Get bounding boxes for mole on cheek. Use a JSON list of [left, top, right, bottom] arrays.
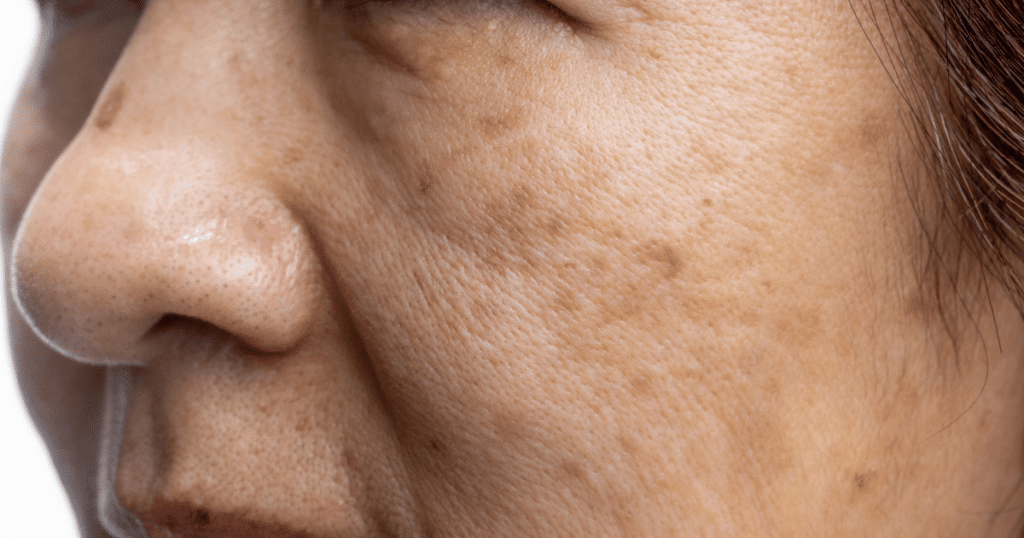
[[94, 82, 127, 132]]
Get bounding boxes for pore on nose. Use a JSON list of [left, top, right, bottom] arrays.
[[10, 93, 323, 365]]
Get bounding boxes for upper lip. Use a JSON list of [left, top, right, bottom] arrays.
[[135, 497, 318, 538]]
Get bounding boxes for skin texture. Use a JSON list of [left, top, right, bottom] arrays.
[[4, 0, 1024, 536]]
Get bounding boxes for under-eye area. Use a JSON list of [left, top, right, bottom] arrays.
[[324, 0, 584, 29], [319, 0, 585, 77]]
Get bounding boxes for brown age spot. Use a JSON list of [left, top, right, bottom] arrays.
[[770, 305, 823, 348], [417, 174, 433, 195], [477, 110, 521, 138], [629, 373, 653, 397], [746, 399, 794, 484], [342, 447, 356, 469], [511, 184, 532, 209], [616, 435, 638, 456], [690, 140, 727, 176], [279, 146, 304, 167], [94, 82, 126, 132], [783, 64, 800, 86], [293, 415, 313, 434], [854, 472, 873, 492], [858, 113, 888, 147], [900, 287, 943, 327], [242, 215, 288, 252], [491, 409, 529, 443], [421, 519, 439, 538], [226, 52, 246, 80], [600, 281, 645, 323], [702, 354, 796, 502], [638, 241, 683, 279], [470, 297, 499, 321], [560, 461, 587, 482], [544, 216, 565, 237], [466, 184, 544, 272], [846, 469, 885, 507], [903, 291, 927, 318]]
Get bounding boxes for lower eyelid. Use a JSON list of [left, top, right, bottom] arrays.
[[329, 0, 583, 34]]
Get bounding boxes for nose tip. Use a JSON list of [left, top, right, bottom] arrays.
[[11, 142, 323, 366]]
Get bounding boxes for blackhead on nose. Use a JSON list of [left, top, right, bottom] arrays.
[[10, 5, 325, 366]]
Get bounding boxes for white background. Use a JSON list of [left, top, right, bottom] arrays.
[[1, 1, 82, 536]]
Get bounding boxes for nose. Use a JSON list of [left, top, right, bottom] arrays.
[[10, 2, 324, 366]]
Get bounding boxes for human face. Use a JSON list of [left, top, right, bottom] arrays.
[[5, 0, 1024, 536]]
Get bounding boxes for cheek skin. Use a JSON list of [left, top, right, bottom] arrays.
[[7, 0, 1024, 537], [309, 3, 1024, 535]]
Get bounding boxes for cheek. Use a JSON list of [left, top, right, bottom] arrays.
[[302, 5, 917, 500], [301, 0, 906, 398]]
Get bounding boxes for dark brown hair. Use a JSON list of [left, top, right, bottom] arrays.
[[876, 4, 1024, 533], [868, 0, 1024, 314]]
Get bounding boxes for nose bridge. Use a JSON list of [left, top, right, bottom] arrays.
[[11, 0, 325, 365], [97, 0, 320, 147]]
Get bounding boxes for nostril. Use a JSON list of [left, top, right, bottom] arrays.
[[145, 314, 220, 347], [147, 313, 212, 337], [144, 313, 297, 363]]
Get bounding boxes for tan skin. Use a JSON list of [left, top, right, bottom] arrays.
[[5, 0, 1024, 536]]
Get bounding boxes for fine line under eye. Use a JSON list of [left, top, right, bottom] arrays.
[[321, 0, 585, 30]]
